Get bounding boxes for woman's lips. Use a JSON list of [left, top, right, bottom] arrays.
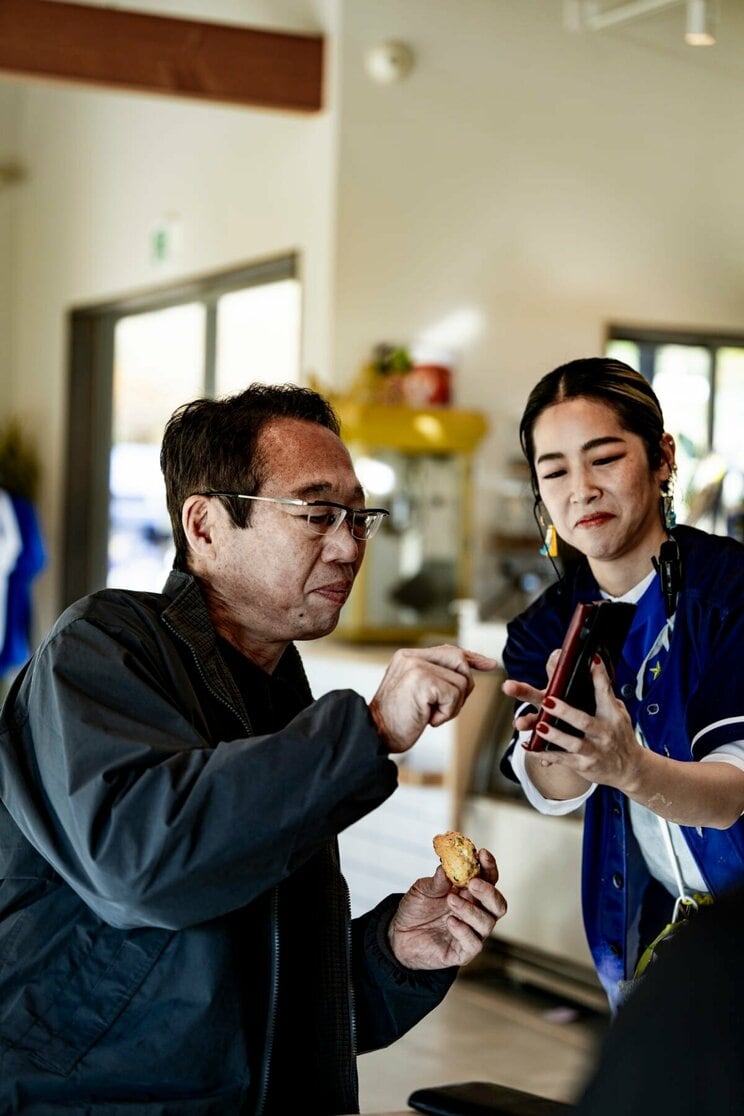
[[575, 512, 614, 529]]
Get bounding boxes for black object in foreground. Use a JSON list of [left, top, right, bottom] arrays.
[[408, 1079, 575, 1115]]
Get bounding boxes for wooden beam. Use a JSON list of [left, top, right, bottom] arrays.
[[0, 0, 323, 113]]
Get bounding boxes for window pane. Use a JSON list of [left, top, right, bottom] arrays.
[[215, 279, 301, 395], [652, 345, 711, 455], [714, 349, 744, 472], [714, 348, 744, 539], [649, 345, 711, 525], [109, 303, 206, 589], [606, 339, 640, 369]]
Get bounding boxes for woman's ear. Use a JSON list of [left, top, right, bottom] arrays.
[[659, 432, 677, 482], [182, 494, 217, 566]]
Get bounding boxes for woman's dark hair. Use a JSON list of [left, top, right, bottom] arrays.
[[519, 357, 667, 499], [160, 383, 341, 570]]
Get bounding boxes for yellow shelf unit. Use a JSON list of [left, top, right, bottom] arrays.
[[330, 399, 488, 644]]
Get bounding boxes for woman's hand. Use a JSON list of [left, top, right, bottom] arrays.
[[530, 657, 744, 828], [529, 655, 643, 792], [502, 650, 594, 801]]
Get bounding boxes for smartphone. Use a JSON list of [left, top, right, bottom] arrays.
[[524, 599, 636, 752]]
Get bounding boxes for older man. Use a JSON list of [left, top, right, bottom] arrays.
[[0, 384, 505, 1115]]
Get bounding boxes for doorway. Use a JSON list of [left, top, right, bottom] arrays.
[[63, 254, 301, 604]]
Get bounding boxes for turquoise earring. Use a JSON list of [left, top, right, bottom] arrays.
[[539, 523, 558, 558]]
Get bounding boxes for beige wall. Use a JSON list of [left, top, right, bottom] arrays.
[[332, 0, 744, 558], [3, 0, 337, 630], [3, 0, 744, 630], [0, 82, 23, 399]]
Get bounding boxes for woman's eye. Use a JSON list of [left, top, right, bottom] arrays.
[[540, 469, 566, 481], [593, 454, 625, 467]]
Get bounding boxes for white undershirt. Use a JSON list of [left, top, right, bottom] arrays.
[[511, 571, 744, 898]]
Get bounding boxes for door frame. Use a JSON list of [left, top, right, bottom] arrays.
[[63, 253, 298, 606]]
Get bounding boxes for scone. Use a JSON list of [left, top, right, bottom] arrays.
[[432, 830, 480, 886]]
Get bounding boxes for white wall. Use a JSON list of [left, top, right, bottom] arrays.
[[332, 0, 744, 575], [4, 0, 338, 630], [5, 0, 744, 629]]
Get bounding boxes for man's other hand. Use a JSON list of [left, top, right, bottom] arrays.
[[388, 848, 507, 970]]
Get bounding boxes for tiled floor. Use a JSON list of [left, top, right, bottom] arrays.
[[357, 956, 609, 1114]]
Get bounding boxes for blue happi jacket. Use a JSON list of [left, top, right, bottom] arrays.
[[502, 526, 744, 1008]]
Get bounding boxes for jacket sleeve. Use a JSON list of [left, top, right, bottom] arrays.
[[0, 614, 398, 931], [350, 894, 457, 1053]]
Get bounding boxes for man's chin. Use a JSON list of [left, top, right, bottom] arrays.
[[295, 613, 342, 643]]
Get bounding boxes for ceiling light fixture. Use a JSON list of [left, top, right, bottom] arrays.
[[685, 0, 716, 45], [564, 0, 718, 45]]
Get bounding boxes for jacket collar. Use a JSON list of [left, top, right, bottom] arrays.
[[160, 569, 254, 732], [159, 570, 314, 732]]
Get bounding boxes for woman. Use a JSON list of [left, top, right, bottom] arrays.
[[501, 357, 744, 1010]]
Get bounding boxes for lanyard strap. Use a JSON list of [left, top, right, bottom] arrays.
[[635, 724, 698, 919]]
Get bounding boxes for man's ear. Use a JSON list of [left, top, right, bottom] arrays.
[[182, 494, 218, 565]]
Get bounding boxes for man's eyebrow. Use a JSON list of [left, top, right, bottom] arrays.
[[294, 481, 366, 502], [536, 436, 626, 466]]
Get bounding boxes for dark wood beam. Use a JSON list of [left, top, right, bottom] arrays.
[[0, 0, 323, 113]]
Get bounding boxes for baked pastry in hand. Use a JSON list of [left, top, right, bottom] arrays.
[[432, 830, 481, 886]]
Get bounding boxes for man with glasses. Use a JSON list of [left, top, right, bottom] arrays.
[[0, 383, 505, 1115]]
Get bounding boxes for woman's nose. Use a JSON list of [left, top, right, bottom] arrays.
[[569, 470, 600, 503]]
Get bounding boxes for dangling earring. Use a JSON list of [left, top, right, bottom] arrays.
[[660, 468, 677, 532], [540, 523, 558, 558], [536, 503, 559, 557]]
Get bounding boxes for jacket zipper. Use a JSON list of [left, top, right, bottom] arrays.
[[342, 873, 359, 1103], [255, 886, 280, 1116], [161, 615, 253, 735]]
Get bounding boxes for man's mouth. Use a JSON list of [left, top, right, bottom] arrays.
[[314, 582, 353, 605]]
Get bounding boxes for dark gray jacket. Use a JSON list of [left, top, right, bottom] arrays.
[[0, 571, 455, 1114]]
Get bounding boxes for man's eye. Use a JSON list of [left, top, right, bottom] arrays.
[[308, 510, 338, 527]]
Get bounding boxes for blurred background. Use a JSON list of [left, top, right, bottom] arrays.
[[2, 0, 743, 1106]]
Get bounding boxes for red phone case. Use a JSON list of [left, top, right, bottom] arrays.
[[525, 600, 636, 752]]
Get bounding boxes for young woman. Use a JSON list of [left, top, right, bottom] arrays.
[[501, 357, 744, 1010]]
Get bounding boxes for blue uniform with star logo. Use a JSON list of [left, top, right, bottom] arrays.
[[501, 525, 744, 1009]]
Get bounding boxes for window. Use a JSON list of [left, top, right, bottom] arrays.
[[606, 326, 744, 541], [64, 256, 301, 603]]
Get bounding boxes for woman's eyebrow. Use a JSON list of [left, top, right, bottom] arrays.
[[581, 436, 627, 452], [536, 435, 626, 466]]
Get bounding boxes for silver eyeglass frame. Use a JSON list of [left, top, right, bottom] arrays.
[[199, 491, 390, 541]]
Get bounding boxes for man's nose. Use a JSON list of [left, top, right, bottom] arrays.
[[323, 520, 362, 559]]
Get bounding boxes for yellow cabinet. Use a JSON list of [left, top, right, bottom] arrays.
[[330, 398, 488, 643]]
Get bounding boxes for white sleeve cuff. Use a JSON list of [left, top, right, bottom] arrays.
[[510, 731, 595, 816], [700, 740, 744, 776]]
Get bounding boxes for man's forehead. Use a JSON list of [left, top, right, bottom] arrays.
[[258, 418, 362, 498]]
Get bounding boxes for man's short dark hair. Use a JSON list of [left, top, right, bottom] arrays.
[[160, 383, 341, 570]]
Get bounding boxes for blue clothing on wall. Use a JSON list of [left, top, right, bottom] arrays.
[[0, 492, 46, 676]]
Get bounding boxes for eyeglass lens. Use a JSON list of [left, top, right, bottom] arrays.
[[306, 506, 384, 541]]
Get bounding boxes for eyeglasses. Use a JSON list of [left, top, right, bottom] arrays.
[[200, 492, 390, 541]]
